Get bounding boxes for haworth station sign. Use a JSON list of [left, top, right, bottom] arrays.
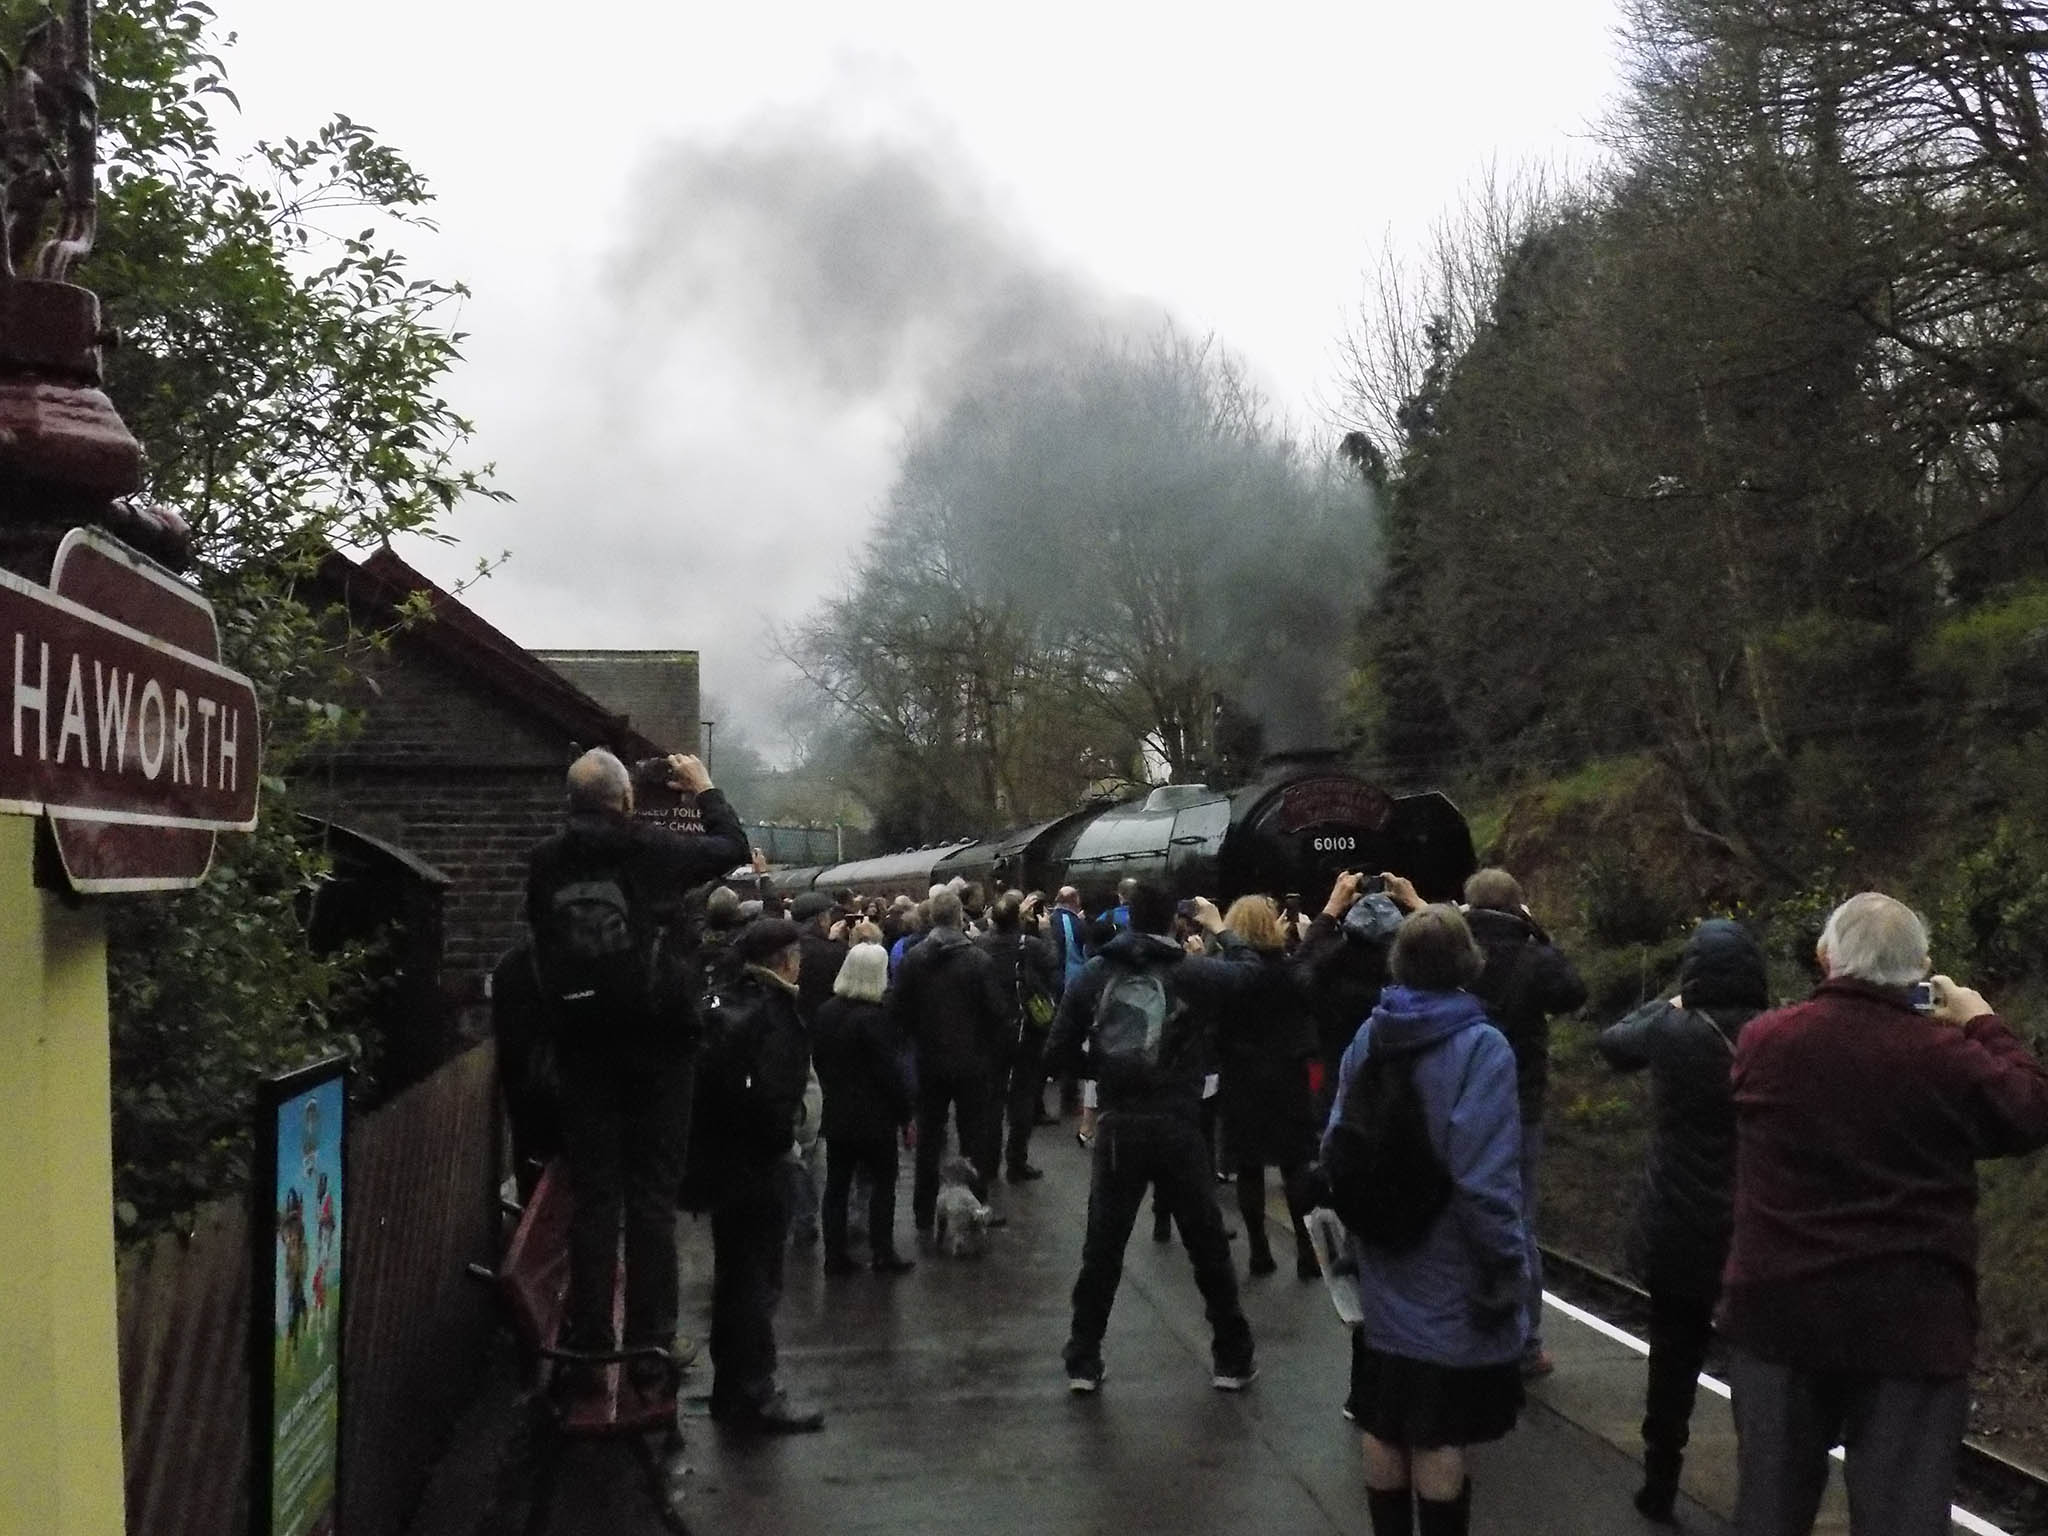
[[0, 527, 260, 891]]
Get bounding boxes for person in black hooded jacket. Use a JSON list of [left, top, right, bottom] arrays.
[[1597, 918, 1769, 1524], [891, 887, 1012, 1233]]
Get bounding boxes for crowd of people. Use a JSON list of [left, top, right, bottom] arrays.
[[511, 747, 2048, 1536]]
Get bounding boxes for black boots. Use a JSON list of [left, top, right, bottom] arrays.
[[1366, 1486, 1412, 1536], [1635, 1447, 1682, 1524], [1415, 1479, 1470, 1536]]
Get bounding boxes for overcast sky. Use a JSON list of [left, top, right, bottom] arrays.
[[214, 0, 1624, 753]]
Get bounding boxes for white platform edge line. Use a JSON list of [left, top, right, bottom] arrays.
[[1540, 1290, 2013, 1536]]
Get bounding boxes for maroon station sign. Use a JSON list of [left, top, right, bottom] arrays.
[[0, 527, 260, 891]]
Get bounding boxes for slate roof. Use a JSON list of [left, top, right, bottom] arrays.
[[534, 650, 701, 756]]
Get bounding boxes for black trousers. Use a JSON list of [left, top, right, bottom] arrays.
[[1235, 1159, 1313, 1263], [1642, 1290, 1716, 1462], [1066, 1111, 1253, 1374], [1152, 1095, 1223, 1228], [708, 1174, 789, 1413], [913, 1068, 995, 1229], [556, 1045, 692, 1353], [1004, 1036, 1048, 1171], [824, 1135, 901, 1262], [1730, 1351, 1969, 1536]]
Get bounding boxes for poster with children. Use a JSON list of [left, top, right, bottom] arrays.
[[257, 1060, 345, 1536]]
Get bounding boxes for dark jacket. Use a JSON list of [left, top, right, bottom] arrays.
[[523, 790, 749, 1046], [1214, 945, 1319, 1167], [1596, 920, 1768, 1300], [1045, 929, 1262, 1120], [1720, 978, 2048, 1376], [683, 966, 811, 1209], [1465, 905, 1587, 1121], [1295, 910, 1393, 1082], [797, 930, 848, 1024], [1325, 985, 1527, 1368], [890, 925, 1011, 1080], [813, 995, 912, 1144], [976, 928, 1059, 1054]]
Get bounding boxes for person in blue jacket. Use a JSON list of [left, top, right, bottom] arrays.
[[1325, 903, 1527, 1536]]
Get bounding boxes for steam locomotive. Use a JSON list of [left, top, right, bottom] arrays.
[[763, 752, 1477, 913]]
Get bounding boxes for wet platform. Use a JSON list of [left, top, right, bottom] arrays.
[[437, 1131, 2014, 1535]]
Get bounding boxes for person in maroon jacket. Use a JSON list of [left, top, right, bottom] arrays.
[[1721, 891, 2048, 1536]]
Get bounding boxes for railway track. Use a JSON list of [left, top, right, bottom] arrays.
[[1539, 1244, 2048, 1536]]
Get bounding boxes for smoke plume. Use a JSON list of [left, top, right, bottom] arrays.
[[613, 116, 1142, 407]]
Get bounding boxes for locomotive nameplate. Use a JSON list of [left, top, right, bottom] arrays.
[[1274, 777, 1394, 836]]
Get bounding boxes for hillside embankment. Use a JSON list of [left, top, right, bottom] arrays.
[[1471, 756, 2048, 1472]]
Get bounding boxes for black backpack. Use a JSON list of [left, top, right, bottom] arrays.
[[535, 871, 695, 1033], [1322, 1040, 1453, 1251]]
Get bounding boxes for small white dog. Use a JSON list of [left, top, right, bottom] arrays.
[[932, 1156, 992, 1258]]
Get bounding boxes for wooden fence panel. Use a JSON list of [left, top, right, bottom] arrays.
[[115, 1042, 501, 1536], [117, 1200, 253, 1536], [341, 1042, 500, 1536]]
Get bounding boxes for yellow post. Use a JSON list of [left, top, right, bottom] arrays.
[[0, 814, 127, 1536]]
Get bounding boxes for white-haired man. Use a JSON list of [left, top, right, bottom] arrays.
[[1721, 892, 2048, 1535]]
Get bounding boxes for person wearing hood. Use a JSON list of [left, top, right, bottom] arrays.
[[1297, 873, 1405, 1115], [1596, 919, 1769, 1524], [891, 887, 1013, 1236], [1390, 866, 1585, 1376], [1044, 881, 1266, 1395], [1325, 904, 1527, 1536]]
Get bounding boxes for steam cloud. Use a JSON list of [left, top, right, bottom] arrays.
[[613, 119, 1139, 407], [567, 106, 1373, 767]]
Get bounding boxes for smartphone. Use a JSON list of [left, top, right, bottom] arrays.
[[1908, 981, 1937, 1014]]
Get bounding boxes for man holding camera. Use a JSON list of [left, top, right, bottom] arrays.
[[524, 748, 749, 1402], [1720, 892, 2048, 1535], [1045, 882, 1264, 1395]]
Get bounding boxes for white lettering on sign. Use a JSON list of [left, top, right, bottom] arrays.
[[219, 702, 237, 792], [94, 661, 131, 772], [0, 538, 262, 844], [8, 642, 249, 792], [14, 634, 48, 759], [56, 654, 89, 766], [196, 697, 215, 783], [138, 679, 166, 781]]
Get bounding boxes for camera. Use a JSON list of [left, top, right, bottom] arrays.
[[632, 756, 676, 790], [1908, 980, 1937, 1014]]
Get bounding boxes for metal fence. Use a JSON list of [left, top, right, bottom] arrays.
[[745, 821, 848, 868], [116, 1041, 502, 1536]]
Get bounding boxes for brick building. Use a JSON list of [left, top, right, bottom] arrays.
[[302, 549, 663, 1029]]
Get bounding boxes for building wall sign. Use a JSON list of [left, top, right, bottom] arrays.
[[0, 527, 260, 890]]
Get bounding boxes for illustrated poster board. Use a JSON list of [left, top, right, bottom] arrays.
[[252, 1056, 348, 1536]]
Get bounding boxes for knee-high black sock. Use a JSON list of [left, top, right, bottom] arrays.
[[1366, 1486, 1413, 1536], [1415, 1479, 1469, 1536]]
